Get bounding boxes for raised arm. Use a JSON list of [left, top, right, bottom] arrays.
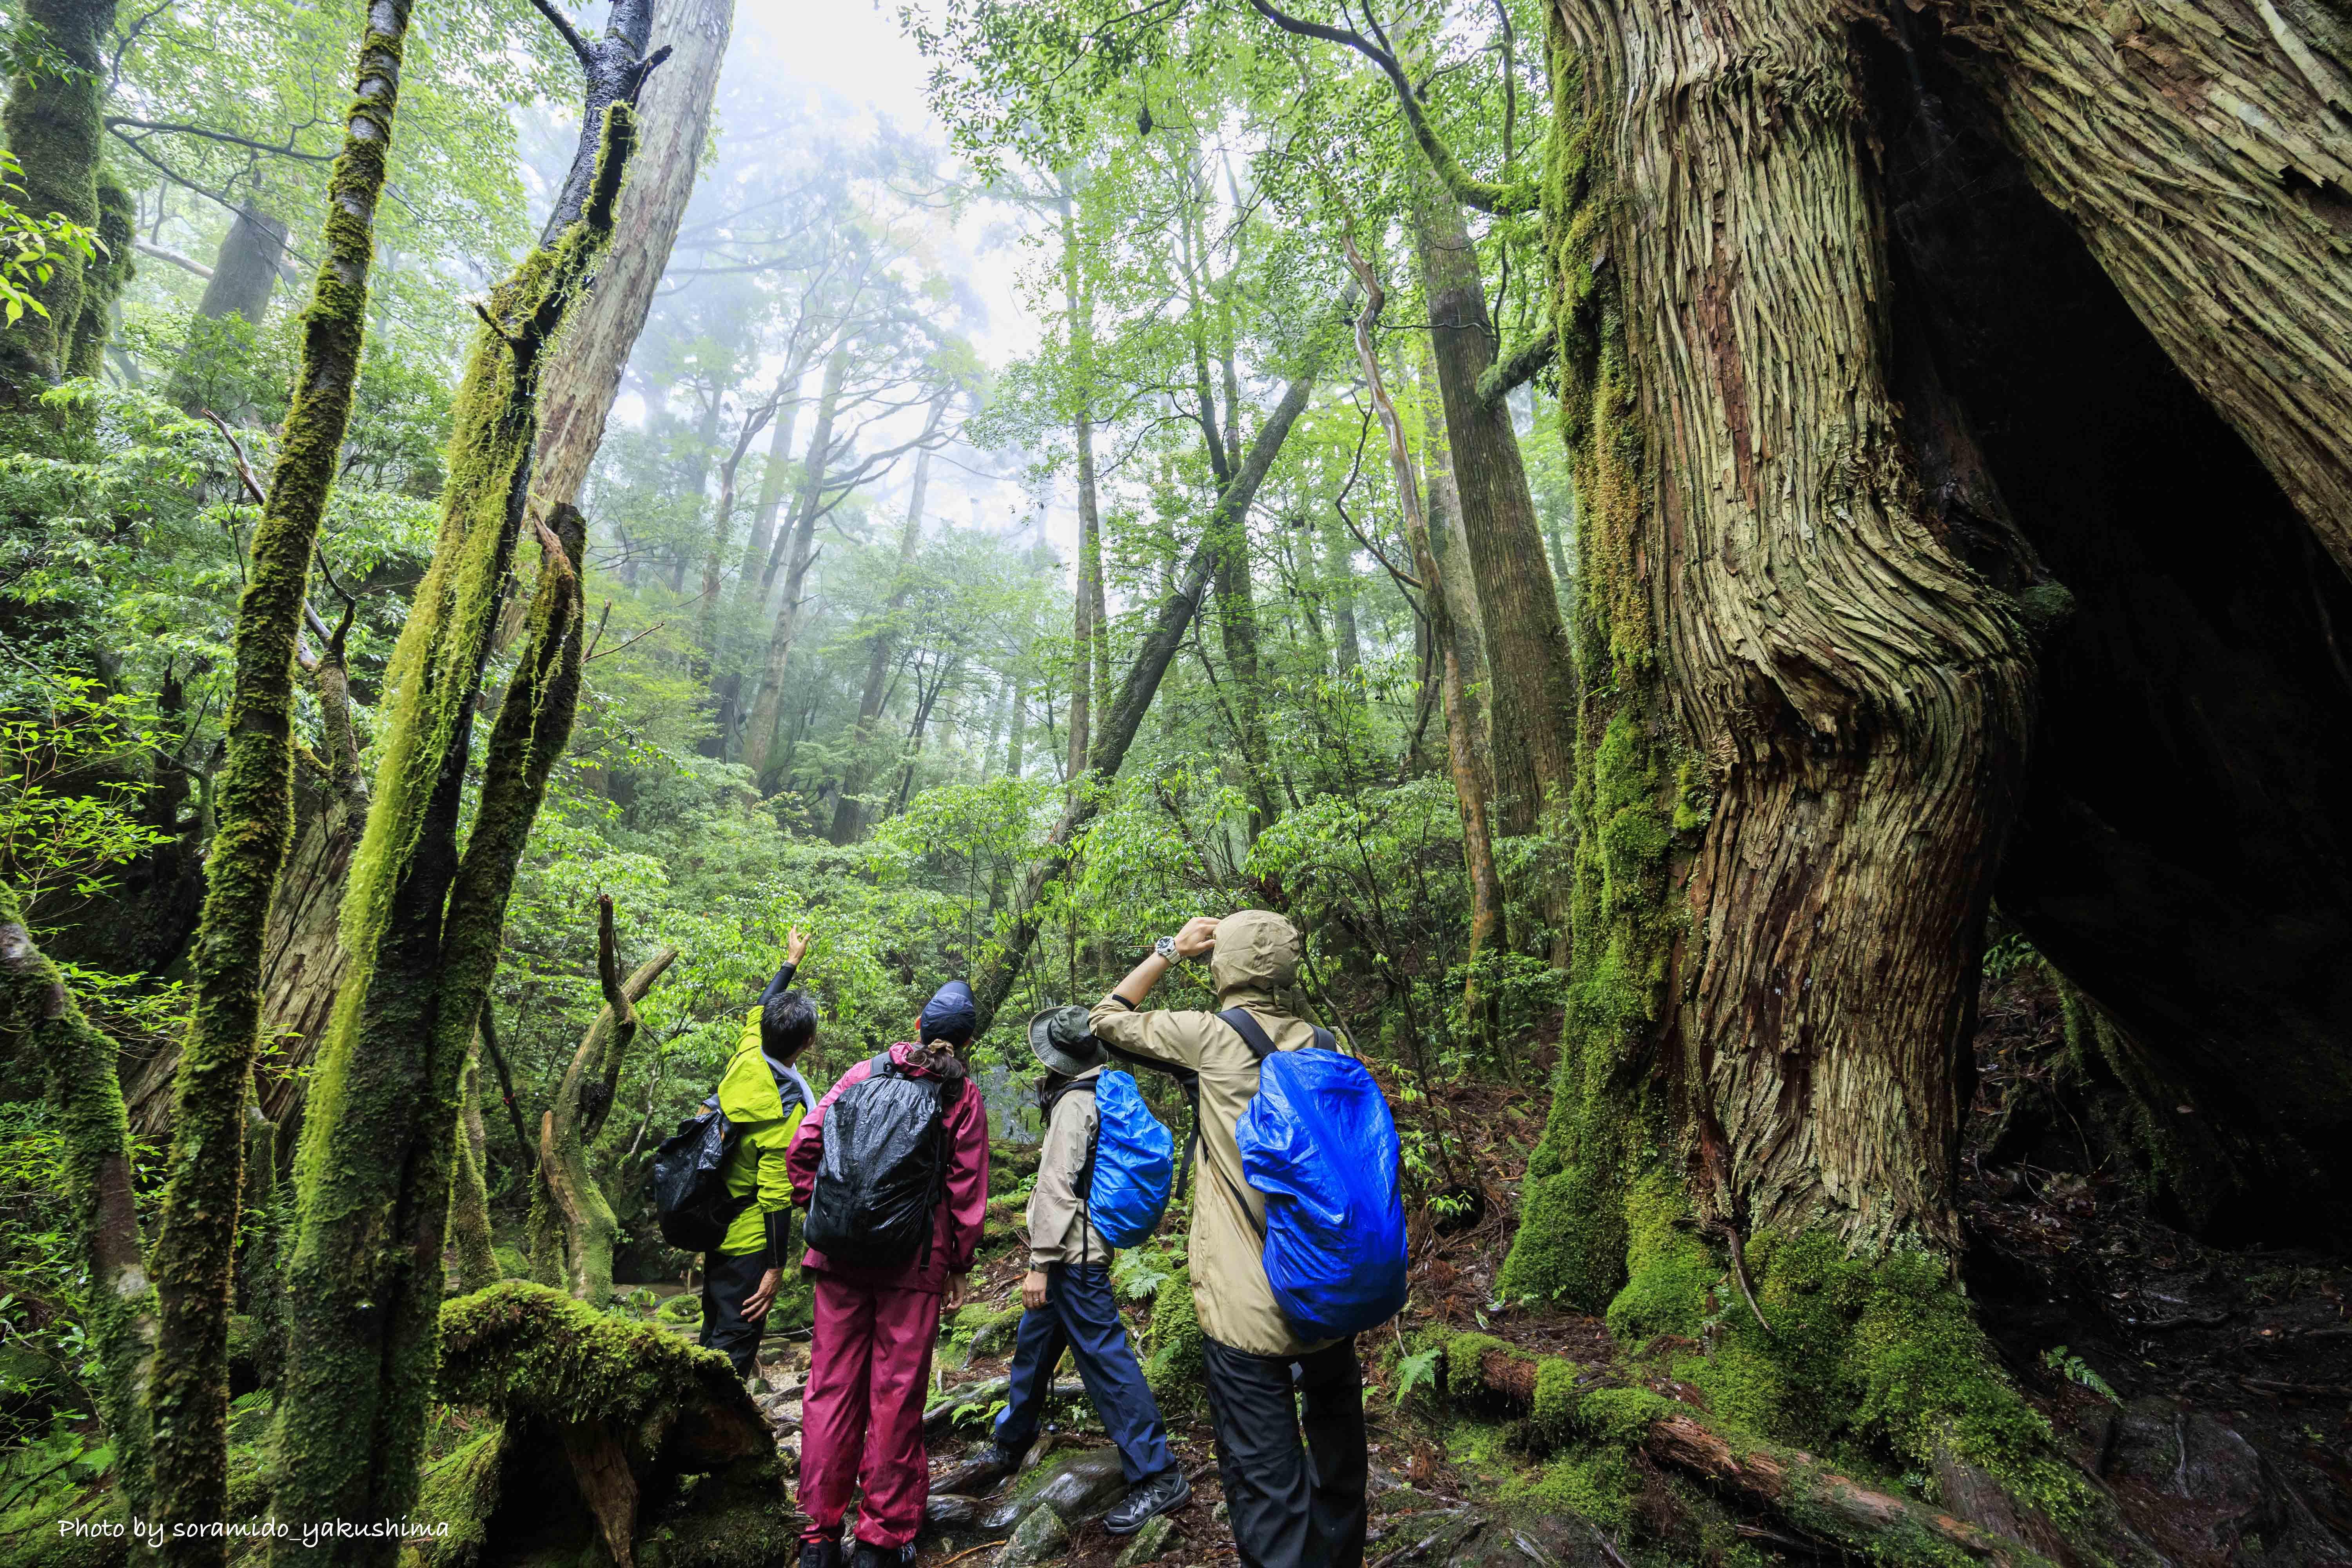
[[759, 925, 811, 1005]]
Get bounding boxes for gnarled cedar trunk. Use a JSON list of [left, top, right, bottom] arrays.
[[1508, 0, 2041, 1295]]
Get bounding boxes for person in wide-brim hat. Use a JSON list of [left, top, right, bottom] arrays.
[[1027, 1002, 1107, 1076], [944, 1002, 1185, 1533]]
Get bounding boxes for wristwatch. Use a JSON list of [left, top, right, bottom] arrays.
[[1153, 934, 1180, 964]]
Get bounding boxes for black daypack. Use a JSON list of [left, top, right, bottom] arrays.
[[651, 1096, 747, 1252], [650, 1053, 813, 1254], [803, 1055, 953, 1267]]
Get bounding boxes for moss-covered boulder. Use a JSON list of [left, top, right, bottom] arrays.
[[1141, 1265, 1203, 1405], [404, 1282, 790, 1568]]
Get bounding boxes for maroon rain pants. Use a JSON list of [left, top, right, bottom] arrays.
[[798, 1274, 945, 1548]]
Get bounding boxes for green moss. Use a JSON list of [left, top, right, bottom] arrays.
[[1140, 1265, 1204, 1402], [1603, 1176, 1713, 1343], [435, 1281, 744, 1423], [656, 1292, 703, 1327], [1574, 1387, 1678, 1447], [1439, 1332, 1515, 1400], [404, 1425, 506, 1568], [0, 0, 110, 400], [1509, 1448, 1638, 1530]]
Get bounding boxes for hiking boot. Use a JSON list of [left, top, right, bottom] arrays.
[[1104, 1468, 1192, 1535], [848, 1543, 917, 1568], [798, 1538, 844, 1568]]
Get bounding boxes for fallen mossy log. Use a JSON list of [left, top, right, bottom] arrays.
[[1446, 1338, 2057, 1568], [408, 1282, 789, 1568]]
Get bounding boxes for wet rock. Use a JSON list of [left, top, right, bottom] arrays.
[[926, 1493, 985, 1531], [981, 1449, 1130, 1532], [1112, 1514, 1178, 1568], [933, 1450, 1020, 1498], [1368, 1508, 1612, 1568], [996, 1500, 1071, 1568]]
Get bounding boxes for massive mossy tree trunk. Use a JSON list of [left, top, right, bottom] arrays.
[[268, 12, 633, 1533], [64, 173, 131, 381], [145, 5, 414, 1555], [0, 0, 117, 403], [528, 0, 730, 517]]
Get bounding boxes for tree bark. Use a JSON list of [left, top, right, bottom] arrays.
[[267, 54, 626, 1528], [198, 205, 289, 325], [1404, 169, 1576, 837], [1942, 0, 2352, 571], [145, 5, 412, 1552], [971, 369, 1322, 1036], [830, 441, 931, 844], [446, 1042, 500, 1294], [525, 0, 734, 518], [1507, 0, 2041, 1309], [0, 0, 115, 403], [743, 343, 849, 784], [1344, 240, 1504, 1020]]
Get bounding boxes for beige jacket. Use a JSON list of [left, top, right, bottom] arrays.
[[1089, 909, 1329, 1359], [1027, 1065, 1112, 1268]]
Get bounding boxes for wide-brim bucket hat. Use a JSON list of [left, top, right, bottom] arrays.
[[1026, 1004, 1105, 1077]]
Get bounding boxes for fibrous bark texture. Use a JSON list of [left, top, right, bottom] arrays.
[[1940, 0, 2352, 572], [1856, 12, 2352, 1243], [526, 0, 731, 516], [146, 5, 412, 1555], [1546, 0, 2039, 1258]]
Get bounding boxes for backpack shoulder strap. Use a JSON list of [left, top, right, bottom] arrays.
[[1217, 1006, 1280, 1060]]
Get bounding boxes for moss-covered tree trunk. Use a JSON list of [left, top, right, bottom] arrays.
[[0, 0, 116, 403], [145, 5, 414, 1555], [267, 13, 631, 1527], [64, 173, 132, 381], [0, 887, 152, 1514], [447, 1042, 500, 1294], [536, 900, 673, 1308]]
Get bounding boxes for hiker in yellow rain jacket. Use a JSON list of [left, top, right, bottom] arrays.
[[701, 926, 818, 1377]]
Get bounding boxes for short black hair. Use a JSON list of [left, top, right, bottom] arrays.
[[763, 989, 817, 1059]]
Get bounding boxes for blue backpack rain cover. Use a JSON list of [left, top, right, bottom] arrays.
[[1083, 1071, 1175, 1248], [1230, 1024, 1408, 1340]]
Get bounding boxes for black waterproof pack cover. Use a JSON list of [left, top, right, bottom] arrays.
[[650, 1098, 748, 1252], [802, 1056, 951, 1267]]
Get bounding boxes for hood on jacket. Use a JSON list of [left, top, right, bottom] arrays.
[[889, 1038, 969, 1082], [1210, 909, 1301, 1000]]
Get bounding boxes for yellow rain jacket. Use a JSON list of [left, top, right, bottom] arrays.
[[716, 1007, 807, 1258]]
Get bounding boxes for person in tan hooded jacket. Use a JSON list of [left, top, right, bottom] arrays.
[[1089, 910, 1367, 1568]]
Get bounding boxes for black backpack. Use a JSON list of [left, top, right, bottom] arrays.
[[803, 1056, 954, 1267], [650, 1096, 747, 1252], [650, 1055, 812, 1254]]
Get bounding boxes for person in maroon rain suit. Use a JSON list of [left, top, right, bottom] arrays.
[[788, 980, 990, 1568]]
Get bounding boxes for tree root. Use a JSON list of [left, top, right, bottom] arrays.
[[1449, 1340, 2058, 1568]]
